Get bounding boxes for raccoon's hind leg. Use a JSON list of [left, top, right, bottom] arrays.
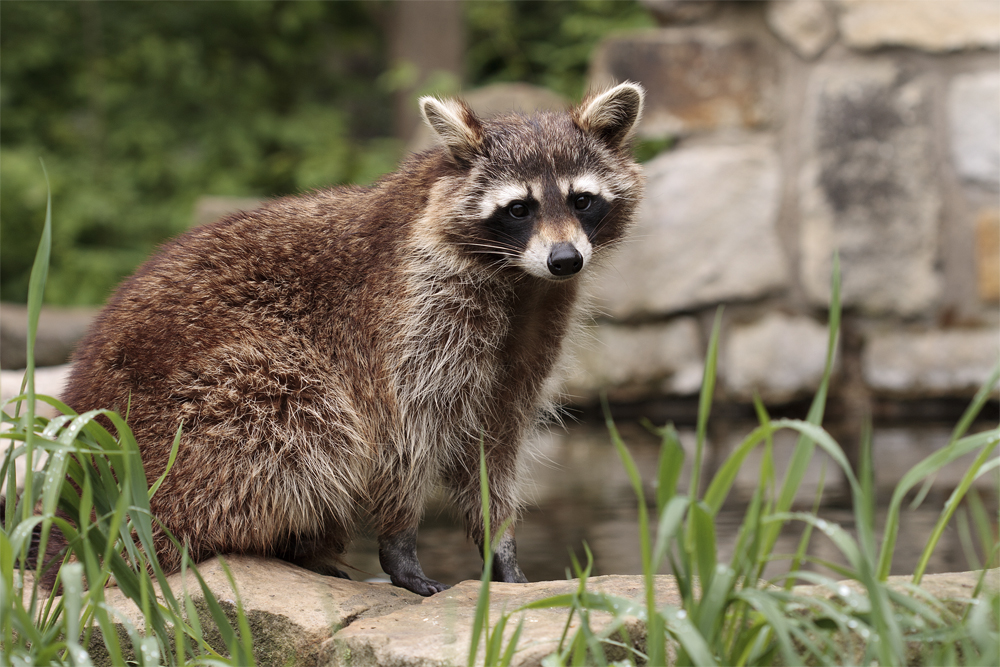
[[281, 532, 353, 579], [444, 441, 528, 585], [295, 559, 352, 580]]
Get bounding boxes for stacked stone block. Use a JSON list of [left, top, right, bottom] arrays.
[[567, 0, 999, 407]]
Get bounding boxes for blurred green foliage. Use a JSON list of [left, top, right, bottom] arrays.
[[1, 0, 395, 304], [1, 0, 652, 306], [465, 0, 653, 99]]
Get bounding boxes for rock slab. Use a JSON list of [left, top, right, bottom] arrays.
[[82, 556, 422, 667], [563, 318, 704, 402], [333, 575, 681, 667], [595, 139, 788, 318], [32, 556, 1000, 667], [838, 0, 1000, 52], [591, 27, 775, 136], [724, 313, 832, 402], [948, 70, 1000, 189], [799, 60, 941, 315], [862, 327, 1000, 396], [766, 0, 838, 60]]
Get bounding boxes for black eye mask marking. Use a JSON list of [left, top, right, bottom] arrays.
[[568, 192, 611, 240], [481, 198, 538, 252]]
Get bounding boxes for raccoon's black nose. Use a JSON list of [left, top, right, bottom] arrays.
[[547, 243, 584, 277]]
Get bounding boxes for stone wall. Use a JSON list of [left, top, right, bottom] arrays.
[[568, 0, 1000, 410], [2, 1, 997, 419]]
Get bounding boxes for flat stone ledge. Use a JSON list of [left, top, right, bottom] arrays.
[[27, 558, 1000, 667], [85, 556, 423, 667], [332, 575, 682, 667]]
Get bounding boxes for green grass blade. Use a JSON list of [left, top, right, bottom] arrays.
[[602, 397, 665, 667], [784, 463, 826, 590], [950, 361, 1000, 445], [967, 489, 998, 569], [148, 422, 183, 499], [702, 423, 772, 515], [655, 423, 685, 513], [913, 446, 1000, 584], [759, 255, 840, 557], [662, 605, 718, 666], [469, 438, 493, 667], [20, 162, 53, 527], [219, 557, 256, 666], [878, 428, 1000, 579], [652, 496, 689, 574], [695, 560, 734, 642], [690, 502, 717, 600], [499, 617, 525, 667], [692, 307, 722, 504], [732, 589, 801, 667], [188, 564, 240, 656]]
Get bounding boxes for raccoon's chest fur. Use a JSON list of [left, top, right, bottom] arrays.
[[391, 264, 574, 465]]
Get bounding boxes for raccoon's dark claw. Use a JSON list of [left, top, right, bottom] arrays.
[[390, 572, 451, 597]]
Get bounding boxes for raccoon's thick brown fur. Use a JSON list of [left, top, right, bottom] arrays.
[[59, 83, 645, 595]]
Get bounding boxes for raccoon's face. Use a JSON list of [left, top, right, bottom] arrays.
[[420, 83, 645, 282]]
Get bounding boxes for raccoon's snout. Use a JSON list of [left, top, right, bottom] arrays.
[[547, 243, 584, 277]]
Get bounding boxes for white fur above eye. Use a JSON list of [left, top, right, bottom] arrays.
[[478, 182, 534, 218], [559, 174, 615, 202]]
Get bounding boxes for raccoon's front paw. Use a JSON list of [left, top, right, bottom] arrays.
[[378, 528, 450, 596], [391, 572, 451, 597]]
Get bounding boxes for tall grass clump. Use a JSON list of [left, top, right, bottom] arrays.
[[473, 256, 999, 666], [1, 173, 256, 666]]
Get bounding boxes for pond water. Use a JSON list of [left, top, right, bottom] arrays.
[[343, 414, 999, 586]]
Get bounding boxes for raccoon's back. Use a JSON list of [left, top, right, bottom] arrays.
[[62, 186, 407, 455]]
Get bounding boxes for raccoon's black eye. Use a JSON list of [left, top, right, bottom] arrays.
[[508, 202, 530, 219], [574, 194, 593, 211]]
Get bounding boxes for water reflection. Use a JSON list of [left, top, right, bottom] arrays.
[[343, 419, 999, 586]]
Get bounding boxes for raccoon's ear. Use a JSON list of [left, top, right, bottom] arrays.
[[574, 82, 645, 149], [420, 96, 484, 165]]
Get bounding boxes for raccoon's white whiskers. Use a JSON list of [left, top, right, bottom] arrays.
[[463, 242, 519, 257]]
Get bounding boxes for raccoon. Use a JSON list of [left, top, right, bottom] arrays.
[[58, 82, 645, 596]]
